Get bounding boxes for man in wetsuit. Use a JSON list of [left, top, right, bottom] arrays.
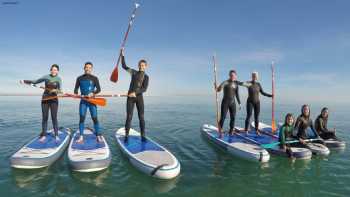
[[241, 72, 273, 134], [215, 70, 241, 135], [315, 107, 337, 140], [74, 62, 102, 143], [121, 49, 149, 142], [22, 64, 62, 142]]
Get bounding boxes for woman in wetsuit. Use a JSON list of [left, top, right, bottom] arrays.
[[295, 105, 320, 144], [121, 49, 149, 142], [74, 62, 102, 143], [279, 113, 295, 157], [241, 72, 273, 134], [315, 107, 337, 140], [215, 70, 241, 135], [21, 64, 62, 142]]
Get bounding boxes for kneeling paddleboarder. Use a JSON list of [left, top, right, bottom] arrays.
[[279, 113, 295, 157], [121, 49, 149, 142], [315, 107, 337, 140]]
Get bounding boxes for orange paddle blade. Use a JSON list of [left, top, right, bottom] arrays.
[[110, 67, 119, 83], [271, 120, 277, 133], [84, 97, 107, 107]]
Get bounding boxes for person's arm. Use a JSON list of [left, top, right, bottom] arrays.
[[121, 55, 135, 75], [74, 77, 80, 95], [235, 84, 241, 105], [239, 81, 251, 88], [23, 75, 47, 85], [94, 77, 101, 95], [309, 119, 319, 138], [279, 126, 286, 146], [259, 83, 272, 97], [135, 75, 149, 95]]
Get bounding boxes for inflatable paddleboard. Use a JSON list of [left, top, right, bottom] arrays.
[[115, 128, 180, 179], [10, 128, 71, 169], [68, 128, 111, 172], [255, 122, 329, 156], [201, 124, 270, 163]]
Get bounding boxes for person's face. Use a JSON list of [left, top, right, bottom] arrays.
[[287, 116, 294, 126], [139, 62, 147, 71], [252, 73, 258, 81], [84, 64, 93, 74], [303, 106, 310, 116], [50, 67, 59, 76], [322, 110, 328, 118], [230, 72, 237, 81]]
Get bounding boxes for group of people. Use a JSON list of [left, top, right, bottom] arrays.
[[215, 70, 273, 135], [21, 49, 149, 144], [216, 69, 337, 154], [279, 105, 337, 153]]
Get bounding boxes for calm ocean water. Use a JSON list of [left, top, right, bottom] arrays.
[[0, 96, 349, 197]]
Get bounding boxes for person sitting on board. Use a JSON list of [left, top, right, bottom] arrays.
[[215, 70, 242, 135], [315, 107, 337, 140], [74, 62, 102, 143], [295, 105, 321, 145], [21, 64, 62, 142], [240, 72, 273, 135], [279, 113, 296, 157], [120, 48, 149, 143]]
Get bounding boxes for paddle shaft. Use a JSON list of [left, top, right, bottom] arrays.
[[271, 62, 276, 132], [110, 3, 140, 82], [212, 54, 221, 134]]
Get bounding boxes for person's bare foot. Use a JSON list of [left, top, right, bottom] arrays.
[[76, 136, 84, 144], [39, 136, 46, 143], [96, 136, 103, 143]]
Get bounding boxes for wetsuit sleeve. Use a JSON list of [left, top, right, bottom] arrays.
[[235, 84, 241, 105], [317, 118, 328, 134], [23, 75, 47, 85], [121, 55, 135, 75], [217, 81, 226, 92], [57, 77, 63, 94], [94, 77, 101, 94], [295, 117, 303, 139], [259, 83, 272, 97], [74, 77, 80, 94], [279, 126, 285, 145], [240, 81, 251, 88], [135, 75, 149, 94]]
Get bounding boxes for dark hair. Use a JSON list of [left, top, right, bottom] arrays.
[[138, 59, 147, 66], [84, 62, 93, 68], [229, 70, 237, 75], [50, 64, 59, 71], [284, 113, 294, 126], [321, 107, 329, 118], [301, 104, 310, 118]]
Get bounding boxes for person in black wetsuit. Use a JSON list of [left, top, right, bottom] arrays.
[[21, 64, 62, 142], [295, 105, 320, 144], [74, 62, 102, 143], [315, 107, 337, 140], [241, 72, 273, 134], [215, 70, 242, 135], [121, 49, 149, 142]]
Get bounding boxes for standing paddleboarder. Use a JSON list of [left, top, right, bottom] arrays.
[[21, 64, 62, 142], [74, 62, 102, 143], [241, 72, 273, 135], [215, 70, 242, 135], [121, 48, 149, 142]]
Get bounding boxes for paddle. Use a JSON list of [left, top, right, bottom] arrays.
[[22, 82, 107, 107], [271, 61, 276, 133], [42, 94, 107, 107], [212, 54, 222, 137], [260, 138, 322, 149], [110, 3, 140, 82]]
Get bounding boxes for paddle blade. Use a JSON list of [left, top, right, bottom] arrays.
[[86, 98, 107, 107], [271, 120, 277, 133], [110, 66, 119, 83]]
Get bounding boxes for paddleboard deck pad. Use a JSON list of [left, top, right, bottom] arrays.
[[201, 124, 270, 163], [10, 128, 71, 169], [68, 129, 111, 172], [115, 128, 180, 179]]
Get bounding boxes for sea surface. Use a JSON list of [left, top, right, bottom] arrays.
[[0, 96, 349, 197]]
